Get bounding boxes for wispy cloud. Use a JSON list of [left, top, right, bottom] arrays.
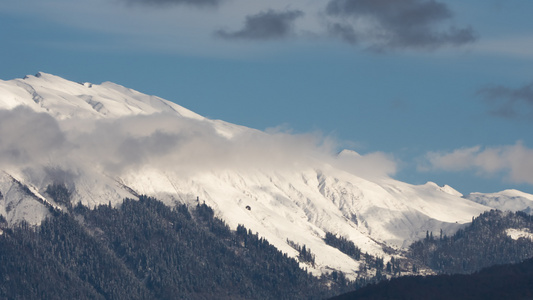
[[474, 35, 533, 59], [422, 142, 533, 185], [215, 9, 304, 40], [324, 0, 476, 51], [478, 82, 533, 119]]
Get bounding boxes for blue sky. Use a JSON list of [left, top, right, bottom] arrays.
[[1, 0, 533, 194]]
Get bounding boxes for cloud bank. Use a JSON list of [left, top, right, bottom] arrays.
[[0, 108, 396, 180], [423, 142, 533, 185]]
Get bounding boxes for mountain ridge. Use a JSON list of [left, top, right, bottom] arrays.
[[1, 72, 531, 277]]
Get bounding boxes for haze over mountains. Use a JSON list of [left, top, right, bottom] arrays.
[[1, 72, 532, 277]]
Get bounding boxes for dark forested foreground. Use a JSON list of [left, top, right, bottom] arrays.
[[329, 257, 533, 300], [0, 195, 370, 300]]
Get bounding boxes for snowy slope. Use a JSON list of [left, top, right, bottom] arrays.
[[0, 72, 201, 119], [0, 171, 51, 225], [0, 72, 526, 276], [466, 190, 533, 214], [0, 72, 244, 138]]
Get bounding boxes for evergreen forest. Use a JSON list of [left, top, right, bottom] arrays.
[[0, 192, 368, 299]]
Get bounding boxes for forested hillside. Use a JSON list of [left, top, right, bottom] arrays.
[[408, 210, 533, 274], [0, 192, 368, 299]]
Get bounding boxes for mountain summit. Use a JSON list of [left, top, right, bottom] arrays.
[[0, 73, 529, 277]]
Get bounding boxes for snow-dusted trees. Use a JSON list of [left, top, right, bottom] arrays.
[[324, 232, 361, 260], [45, 183, 72, 208]]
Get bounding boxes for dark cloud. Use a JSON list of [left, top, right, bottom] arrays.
[[478, 82, 533, 119], [325, 0, 476, 50], [215, 9, 304, 40], [123, 0, 222, 7], [43, 167, 78, 187], [328, 22, 358, 44]]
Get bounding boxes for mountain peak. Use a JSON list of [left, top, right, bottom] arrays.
[[22, 72, 45, 79], [24, 71, 63, 81], [466, 189, 533, 214], [1, 72, 207, 121]]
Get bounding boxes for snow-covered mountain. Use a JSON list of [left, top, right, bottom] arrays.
[[466, 189, 533, 215], [0, 72, 529, 277]]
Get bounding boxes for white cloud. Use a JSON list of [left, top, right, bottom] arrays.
[[423, 142, 533, 185], [424, 146, 482, 172], [335, 149, 397, 179], [0, 107, 68, 167], [0, 106, 397, 182]]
